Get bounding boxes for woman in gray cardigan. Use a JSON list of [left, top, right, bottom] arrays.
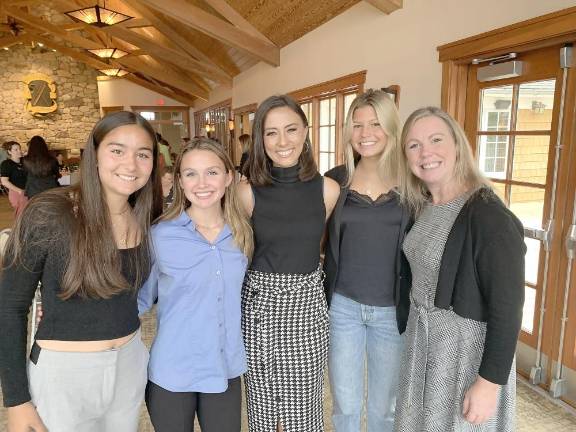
[[394, 106, 525, 431]]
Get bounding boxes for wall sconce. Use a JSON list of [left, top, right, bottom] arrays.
[[204, 123, 215, 133], [228, 120, 235, 131]]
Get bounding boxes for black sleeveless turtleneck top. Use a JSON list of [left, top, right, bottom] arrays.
[[250, 165, 325, 274]]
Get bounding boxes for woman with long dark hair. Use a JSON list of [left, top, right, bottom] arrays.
[[23, 136, 60, 198], [0, 111, 163, 432], [238, 95, 340, 432]]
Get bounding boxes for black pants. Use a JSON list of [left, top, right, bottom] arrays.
[[145, 378, 241, 432]]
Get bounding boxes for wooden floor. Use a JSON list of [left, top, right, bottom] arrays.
[[0, 196, 14, 230], [1, 194, 576, 430]]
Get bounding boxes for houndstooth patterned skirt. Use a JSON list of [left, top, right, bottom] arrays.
[[241, 266, 329, 432]]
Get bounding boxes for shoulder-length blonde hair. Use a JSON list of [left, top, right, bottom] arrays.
[[342, 89, 401, 187], [160, 138, 253, 259], [398, 106, 491, 215]]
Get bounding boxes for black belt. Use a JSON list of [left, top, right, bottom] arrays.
[[29, 341, 41, 365]]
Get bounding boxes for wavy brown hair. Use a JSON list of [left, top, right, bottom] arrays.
[[247, 95, 317, 186], [160, 138, 253, 258], [4, 111, 163, 299]]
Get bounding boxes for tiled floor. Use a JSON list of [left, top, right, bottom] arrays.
[[1, 195, 576, 431]]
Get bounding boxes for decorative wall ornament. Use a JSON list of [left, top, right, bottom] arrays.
[[23, 73, 57, 115]]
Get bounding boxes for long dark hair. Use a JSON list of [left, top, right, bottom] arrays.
[[23, 136, 56, 177], [247, 95, 317, 186], [4, 111, 163, 299]]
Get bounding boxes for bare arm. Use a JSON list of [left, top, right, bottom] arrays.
[[323, 176, 340, 220], [1, 176, 24, 194], [237, 180, 255, 218]]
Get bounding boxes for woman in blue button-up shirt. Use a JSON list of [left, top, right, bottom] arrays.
[[139, 138, 253, 432]]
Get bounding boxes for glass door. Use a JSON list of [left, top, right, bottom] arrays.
[[465, 44, 576, 399]]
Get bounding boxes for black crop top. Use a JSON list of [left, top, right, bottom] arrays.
[[0, 223, 146, 407], [250, 165, 325, 274]]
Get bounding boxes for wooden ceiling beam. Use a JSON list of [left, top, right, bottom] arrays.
[[25, 30, 204, 102], [99, 24, 231, 86], [203, 0, 273, 44], [0, 34, 29, 49], [118, 18, 152, 29], [364, 0, 403, 14], [138, 0, 280, 66], [5, 6, 102, 49], [127, 74, 196, 106], [121, 0, 232, 81], [26, 32, 112, 69], [115, 55, 209, 101]]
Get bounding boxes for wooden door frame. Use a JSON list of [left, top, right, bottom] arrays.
[[437, 6, 576, 391]]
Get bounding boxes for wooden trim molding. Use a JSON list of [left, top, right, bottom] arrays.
[[438, 6, 576, 63], [288, 70, 367, 102], [196, 98, 232, 113], [438, 6, 576, 122], [233, 103, 257, 115]]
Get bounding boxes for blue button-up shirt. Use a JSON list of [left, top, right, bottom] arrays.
[[138, 211, 248, 393]]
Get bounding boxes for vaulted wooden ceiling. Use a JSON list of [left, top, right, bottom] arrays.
[[0, 0, 402, 105]]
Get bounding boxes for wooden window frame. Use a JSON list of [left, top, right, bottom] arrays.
[[288, 71, 366, 171]]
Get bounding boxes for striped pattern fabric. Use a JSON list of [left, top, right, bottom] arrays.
[[395, 195, 515, 432], [241, 267, 329, 432]]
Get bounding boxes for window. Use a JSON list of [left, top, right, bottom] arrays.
[[478, 108, 511, 179], [193, 100, 232, 154], [132, 106, 190, 155], [290, 71, 366, 174]]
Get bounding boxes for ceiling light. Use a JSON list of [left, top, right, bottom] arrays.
[[65, 2, 132, 27], [88, 48, 128, 59], [98, 68, 130, 77]]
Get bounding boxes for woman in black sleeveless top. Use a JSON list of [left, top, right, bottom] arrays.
[[238, 95, 340, 432]]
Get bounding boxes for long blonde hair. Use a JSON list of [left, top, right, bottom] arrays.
[[342, 89, 401, 186], [398, 106, 491, 215], [160, 138, 253, 258]]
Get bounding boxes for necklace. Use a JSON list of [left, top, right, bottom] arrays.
[[111, 207, 131, 247]]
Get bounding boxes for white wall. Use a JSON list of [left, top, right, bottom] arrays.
[[228, 0, 576, 120], [97, 78, 185, 110]]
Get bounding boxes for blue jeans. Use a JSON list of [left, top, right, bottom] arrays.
[[328, 293, 404, 432]]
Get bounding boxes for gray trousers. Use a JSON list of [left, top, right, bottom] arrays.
[[28, 329, 149, 432]]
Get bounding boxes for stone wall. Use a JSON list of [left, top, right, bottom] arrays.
[[0, 42, 100, 151]]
